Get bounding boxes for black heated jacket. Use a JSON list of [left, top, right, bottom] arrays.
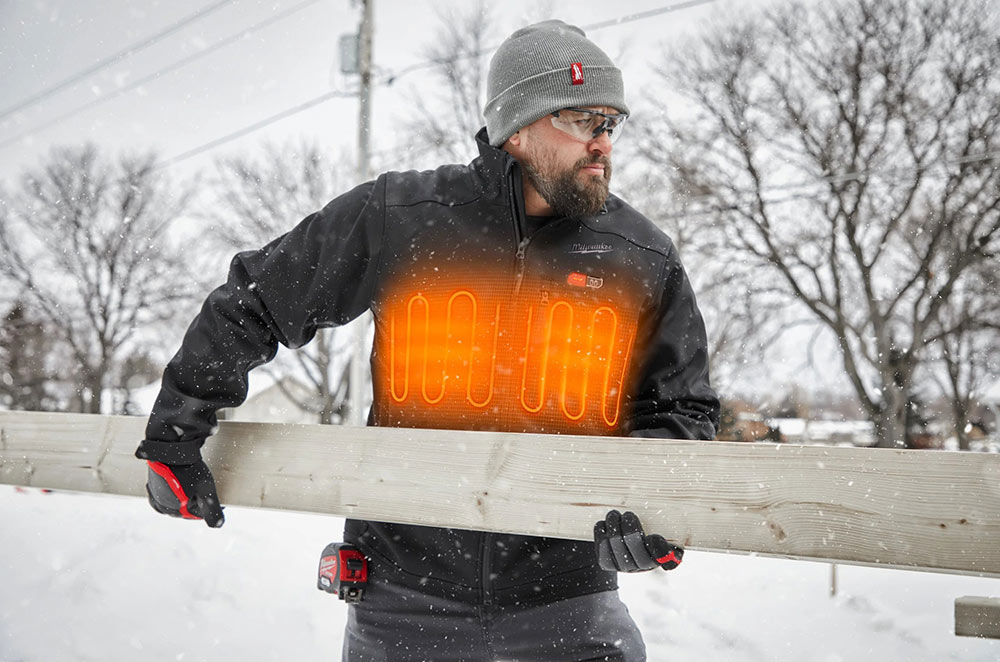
[[143, 129, 719, 607]]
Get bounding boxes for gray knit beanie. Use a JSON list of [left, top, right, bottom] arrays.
[[484, 20, 629, 147]]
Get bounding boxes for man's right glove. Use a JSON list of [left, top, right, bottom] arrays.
[[594, 509, 683, 572], [136, 439, 225, 528]]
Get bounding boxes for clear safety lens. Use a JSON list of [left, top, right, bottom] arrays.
[[550, 108, 627, 144]]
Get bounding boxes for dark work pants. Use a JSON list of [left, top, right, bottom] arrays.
[[341, 580, 646, 662]]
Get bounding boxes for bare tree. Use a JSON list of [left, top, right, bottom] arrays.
[[926, 262, 1000, 448], [205, 141, 353, 424], [617, 165, 785, 395], [0, 145, 195, 413], [388, 0, 496, 168], [646, 0, 1000, 447], [0, 300, 65, 411]]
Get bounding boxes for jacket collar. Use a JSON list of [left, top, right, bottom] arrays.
[[474, 127, 516, 202]]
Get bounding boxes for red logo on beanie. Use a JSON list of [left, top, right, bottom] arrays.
[[570, 62, 584, 85]]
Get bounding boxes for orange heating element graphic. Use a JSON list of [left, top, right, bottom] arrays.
[[384, 289, 635, 427]]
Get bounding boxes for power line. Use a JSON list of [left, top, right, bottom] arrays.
[[381, 0, 719, 86], [0, 0, 235, 121], [152, 89, 357, 171], [0, 0, 322, 152], [583, 0, 720, 31], [148, 0, 721, 171]]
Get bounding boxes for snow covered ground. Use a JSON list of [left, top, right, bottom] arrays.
[[1, 486, 998, 661]]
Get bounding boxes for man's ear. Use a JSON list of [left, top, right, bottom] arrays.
[[502, 130, 524, 158]]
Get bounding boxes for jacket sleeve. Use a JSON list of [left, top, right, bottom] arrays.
[[627, 241, 720, 440], [143, 178, 384, 445]]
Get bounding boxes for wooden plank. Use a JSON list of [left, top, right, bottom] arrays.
[[2, 410, 1000, 576], [955, 596, 1000, 638]]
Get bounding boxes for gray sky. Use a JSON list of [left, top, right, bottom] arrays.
[[0, 0, 732, 183]]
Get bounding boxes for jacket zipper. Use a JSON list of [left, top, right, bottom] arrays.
[[507, 161, 530, 296], [514, 237, 529, 296]]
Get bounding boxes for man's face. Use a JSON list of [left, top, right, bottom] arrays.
[[514, 106, 617, 218]]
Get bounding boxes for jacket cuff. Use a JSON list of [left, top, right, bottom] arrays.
[[135, 438, 205, 465]]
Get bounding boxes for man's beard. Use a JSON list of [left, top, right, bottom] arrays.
[[523, 154, 612, 218]]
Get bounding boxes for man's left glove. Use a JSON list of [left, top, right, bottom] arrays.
[[594, 509, 683, 572], [135, 439, 225, 528]]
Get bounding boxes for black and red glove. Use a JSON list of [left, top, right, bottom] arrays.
[[135, 439, 225, 528], [594, 509, 683, 572]]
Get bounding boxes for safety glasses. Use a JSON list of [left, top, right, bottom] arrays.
[[550, 107, 628, 144]]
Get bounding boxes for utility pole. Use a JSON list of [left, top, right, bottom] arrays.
[[349, 0, 373, 426], [356, 0, 373, 182]]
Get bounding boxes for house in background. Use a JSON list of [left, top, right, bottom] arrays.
[[767, 417, 876, 447], [717, 399, 775, 442], [226, 374, 323, 424], [711, 398, 877, 446], [977, 380, 1000, 450]]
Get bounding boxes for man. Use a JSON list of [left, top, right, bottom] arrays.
[[136, 20, 718, 662]]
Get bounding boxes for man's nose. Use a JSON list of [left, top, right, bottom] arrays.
[[588, 130, 613, 156]]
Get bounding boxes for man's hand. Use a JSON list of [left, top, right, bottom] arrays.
[[136, 440, 224, 528], [594, 509, 683, 572]]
